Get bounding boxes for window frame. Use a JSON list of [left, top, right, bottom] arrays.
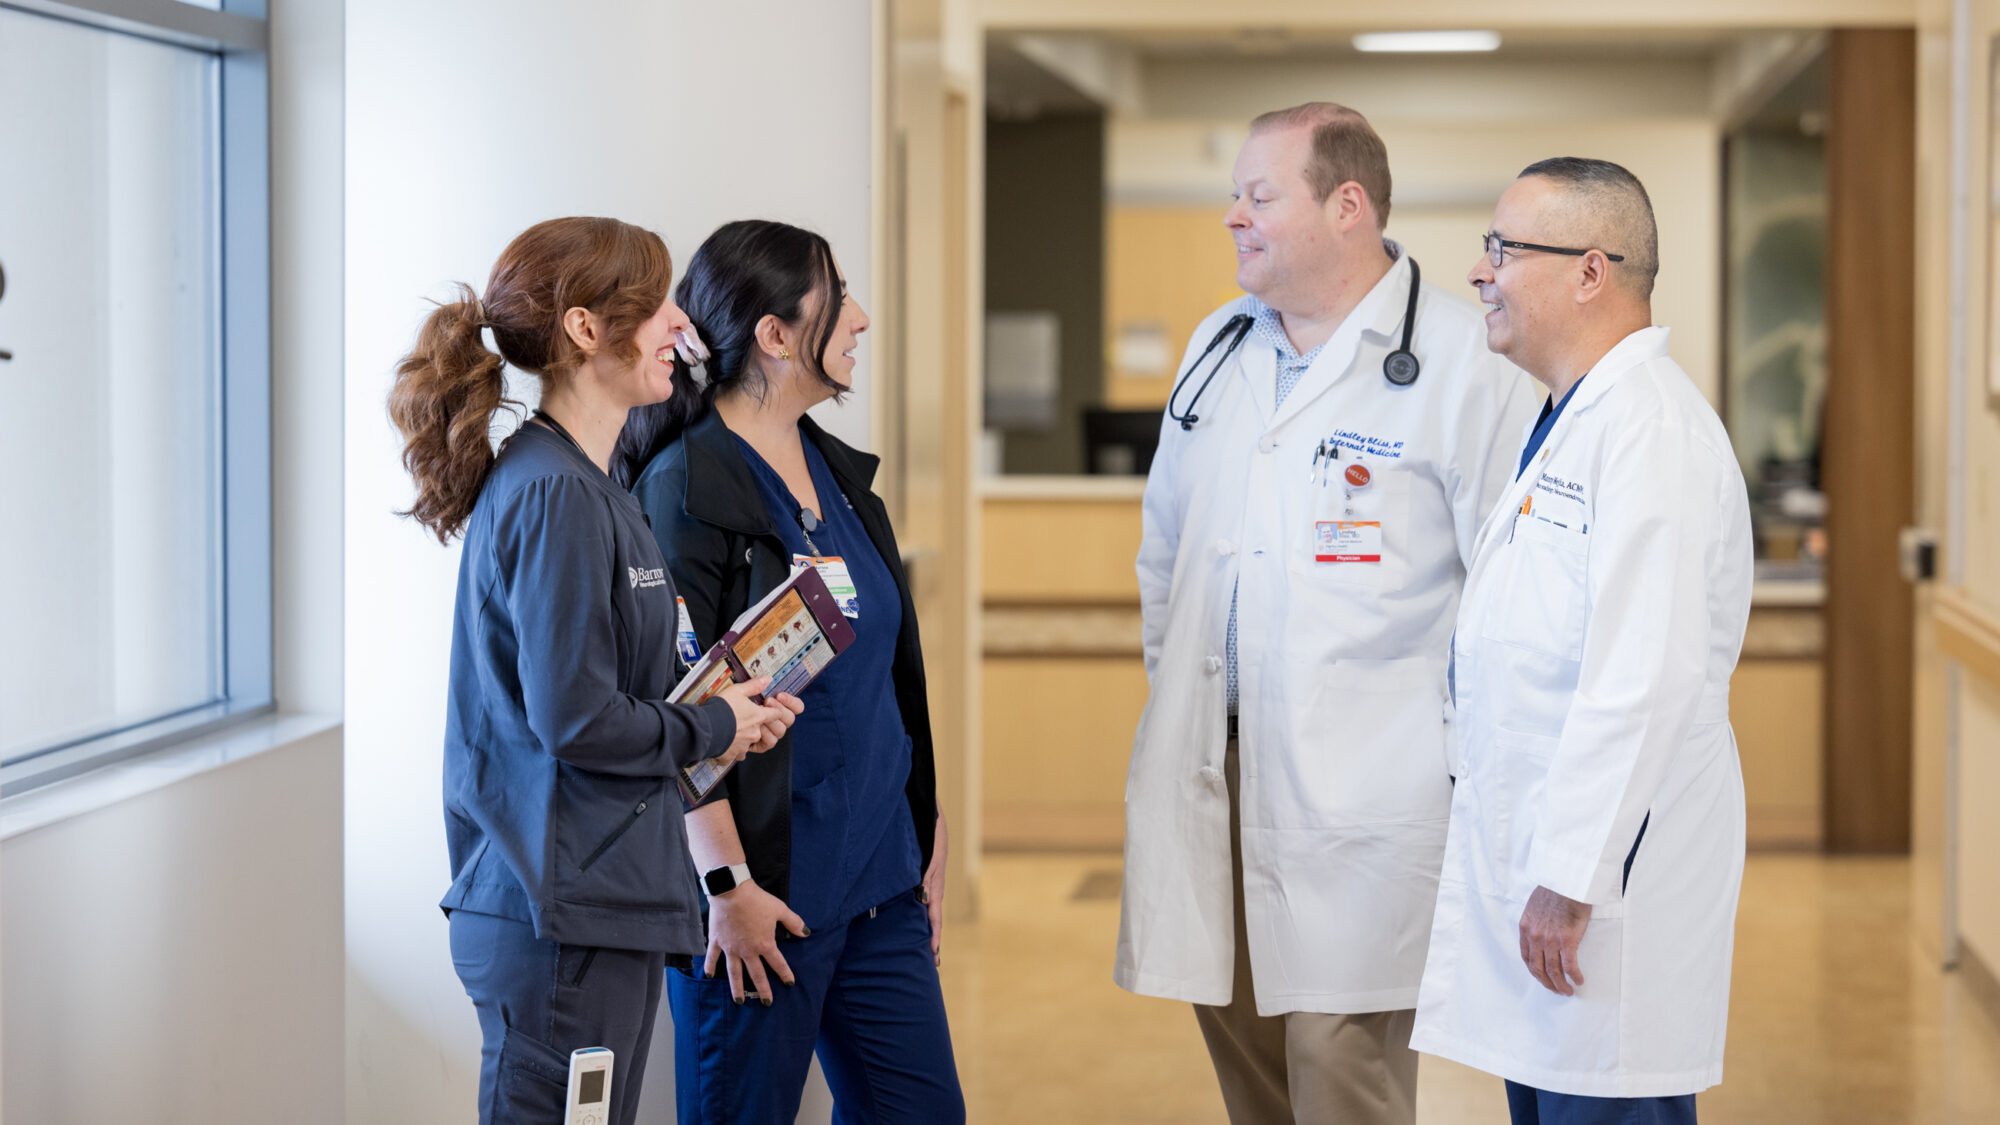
[[0, 0, 273, 796]]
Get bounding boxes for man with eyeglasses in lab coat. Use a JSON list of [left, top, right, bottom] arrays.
[[1412, 158, 1753, 1125]]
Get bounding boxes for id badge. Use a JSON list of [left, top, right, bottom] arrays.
[[1314, 521, 1383, 563], [674, 597, 702, 663], [792, 553, 860, 618]]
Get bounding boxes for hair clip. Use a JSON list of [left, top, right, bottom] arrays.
[[674, 327, 711, 367]]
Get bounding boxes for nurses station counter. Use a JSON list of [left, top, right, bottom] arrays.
[[979, 474, 1829, 852]]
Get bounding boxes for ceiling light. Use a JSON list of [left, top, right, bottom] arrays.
[[1352, 31, 1502, 53]]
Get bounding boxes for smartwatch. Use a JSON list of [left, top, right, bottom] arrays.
[[703, 863, 752, 898]]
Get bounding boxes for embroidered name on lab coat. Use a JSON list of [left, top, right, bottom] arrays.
[[1327, 429, 1406, 459], [1529, 474, 1589, 532], [1535, 473, 1585, 502]]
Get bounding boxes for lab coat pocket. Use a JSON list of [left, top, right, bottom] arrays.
[[1514, 913, 1627, 1075], [1469, 728, 1557, 904], [1479, 517, 1587, 661], [1280, 656, 1450, 827]]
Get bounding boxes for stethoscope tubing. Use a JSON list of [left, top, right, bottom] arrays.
[[1167, 257, 1424, 431]]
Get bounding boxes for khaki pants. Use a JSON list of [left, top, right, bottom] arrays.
[[1194, 741, 1419, 1125]]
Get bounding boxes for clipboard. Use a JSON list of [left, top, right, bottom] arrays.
[[666, 563, 857, 803]]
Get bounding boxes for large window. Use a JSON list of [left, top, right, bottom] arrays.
[[0, 0, 270, 793]]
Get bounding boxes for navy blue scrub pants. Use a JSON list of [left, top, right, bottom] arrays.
[[449, 909, 666, 1125], [1505, 1080, 1698, 1125], [668, 888, 965, 1125]]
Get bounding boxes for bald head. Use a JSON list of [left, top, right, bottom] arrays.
[[1516, 157, 1658, 300]]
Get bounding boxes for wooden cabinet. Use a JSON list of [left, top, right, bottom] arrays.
[[979, 480, 1829, 852]]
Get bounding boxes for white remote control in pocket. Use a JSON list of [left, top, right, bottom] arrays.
[[564, 1047, 613, 1125]]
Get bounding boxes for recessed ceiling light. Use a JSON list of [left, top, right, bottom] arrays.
[[1352, 31, 1502, 53]]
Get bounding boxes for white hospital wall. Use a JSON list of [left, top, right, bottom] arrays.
[[342, 3, 872, 1121], [0, 723, 345, 1125]]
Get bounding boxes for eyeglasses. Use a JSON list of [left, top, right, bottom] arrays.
[[1483, 231, 1625, 270]]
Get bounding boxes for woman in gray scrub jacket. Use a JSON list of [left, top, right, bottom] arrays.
[[385, 216, 802, 1125]]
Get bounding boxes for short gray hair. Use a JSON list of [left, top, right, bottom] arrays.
[[1517, 157, 1659, 300]]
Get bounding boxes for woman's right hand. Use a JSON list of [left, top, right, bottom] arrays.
[[704, 881, 809, 1005], [716, 677, 802, 764]]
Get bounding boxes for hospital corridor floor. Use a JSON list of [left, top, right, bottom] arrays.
[[937, 853, 2000, 1124]]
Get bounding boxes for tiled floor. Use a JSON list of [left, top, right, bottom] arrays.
[[938, 853, 2000, 1124]]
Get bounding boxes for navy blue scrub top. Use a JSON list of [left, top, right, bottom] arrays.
[[734, 430, 923, 927], [1517, 376, 1585, 479]]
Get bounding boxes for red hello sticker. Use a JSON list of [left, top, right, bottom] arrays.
[[1344, 463, 1372, 488]]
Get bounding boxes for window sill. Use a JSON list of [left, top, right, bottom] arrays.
[[0, 712, 341, 842]]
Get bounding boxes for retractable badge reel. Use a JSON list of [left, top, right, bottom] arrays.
[[1310, 439, 1383, 563]]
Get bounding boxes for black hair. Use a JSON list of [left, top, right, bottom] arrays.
[[614, 220, 846, 485]]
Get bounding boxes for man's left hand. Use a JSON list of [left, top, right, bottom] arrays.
[[1519, 885, 1592, 996]]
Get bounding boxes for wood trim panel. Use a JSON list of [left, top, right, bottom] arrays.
[[1740, 606, 1825, 660], [984, 605, 1144, 656], [1936, 586, 2000, 691], [1823, 29, 1917, 853]]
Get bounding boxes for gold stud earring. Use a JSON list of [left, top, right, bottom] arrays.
[[778, 349, 792, 360]]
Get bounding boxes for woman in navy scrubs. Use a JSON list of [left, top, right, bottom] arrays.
[[386, 217, 801, 1125], [619, 220, 965, 1124]]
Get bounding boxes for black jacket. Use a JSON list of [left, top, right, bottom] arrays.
[[630, 410, 939, 905]]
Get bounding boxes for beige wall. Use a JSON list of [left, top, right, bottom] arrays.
[[887, 1, 985, 922], [1948, 0, 2000, 980], [1911, 0, 2000, 984], [1962, 678, 2000, 964]]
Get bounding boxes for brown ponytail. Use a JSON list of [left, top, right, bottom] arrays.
[[388, 285, 514, 542], [387, 217, 674, 542]]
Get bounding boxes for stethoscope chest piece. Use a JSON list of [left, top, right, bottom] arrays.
[[1379, 255, 1424, 388], [1383, 349, 1419, 386]]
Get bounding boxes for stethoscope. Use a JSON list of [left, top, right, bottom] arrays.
[[1167, 257, 1424, 431]]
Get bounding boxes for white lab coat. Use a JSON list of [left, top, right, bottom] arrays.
[[1116, 252, 1540, 1015], [1410, 327, 1753, 1097]]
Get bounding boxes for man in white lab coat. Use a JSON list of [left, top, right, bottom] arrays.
[[1116, 102, 1538, 1125], [1410, 159, 1753, 1125]]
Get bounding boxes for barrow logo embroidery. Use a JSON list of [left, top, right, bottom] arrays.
[[629, 566, 667, 589]]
